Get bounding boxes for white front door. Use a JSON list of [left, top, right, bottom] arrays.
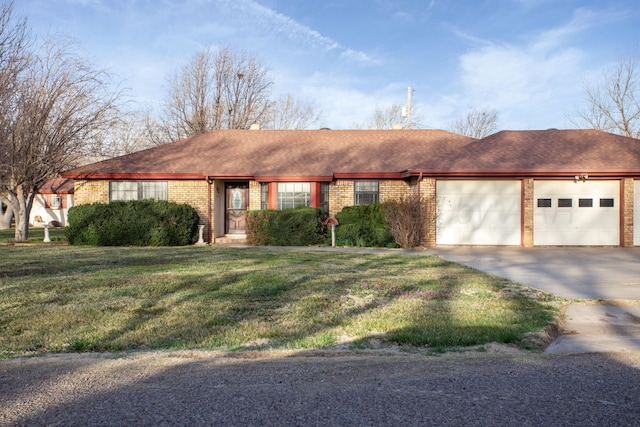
[[534, 180, 619, 246], [436, 180, 522, 245]]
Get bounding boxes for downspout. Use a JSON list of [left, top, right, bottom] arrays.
[[207, 177, 213, 243], [417, 172, 422, 196]]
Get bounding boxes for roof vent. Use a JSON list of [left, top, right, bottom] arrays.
[[320, 127, 331, 130], [392, 124, 403, 130], [250, 123, 260, 130]]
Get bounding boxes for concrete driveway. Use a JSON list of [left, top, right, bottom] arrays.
[[431, 246, 640, 354], [431, 246, 640, 300]]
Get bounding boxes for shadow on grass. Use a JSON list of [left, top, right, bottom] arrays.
[[0, 246, 560, 356]]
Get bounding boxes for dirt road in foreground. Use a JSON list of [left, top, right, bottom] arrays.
[[2, 349, 640, 426]]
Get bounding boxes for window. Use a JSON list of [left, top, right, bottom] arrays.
[[537, 198, 552, 208], [49, 195, 62, 209], [600, 198, 614, 207], [110, 182, 168, 201], [260, 183, 269, 210], [579, 198, 593, 208], [354, 181, 379, 205], [277, 182, 310, 210], [558, 198, 572, 208], [320, 182, 329, 214]]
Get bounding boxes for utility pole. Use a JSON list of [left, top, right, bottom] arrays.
[[406, 86, 412, 129]]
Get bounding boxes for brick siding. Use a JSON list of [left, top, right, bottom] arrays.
[[327, 179, 414, 218], [74, 180, 109, 204], [623, 178, 634, 247], [522, 179, 534, 247], [249, 181, 262, 211], [419, 177, 437, 247]]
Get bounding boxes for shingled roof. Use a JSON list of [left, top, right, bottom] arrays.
[[409, 129, 640, 177], [62, 129, 475, 180], [62, 128, 640, 180], [37, 178, 75, 194]]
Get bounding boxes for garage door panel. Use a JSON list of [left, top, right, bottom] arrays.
[[534, 180, 619, 246], [437, 180, 521, 245]]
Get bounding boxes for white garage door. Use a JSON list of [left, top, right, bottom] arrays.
[[437, 180, 521, 245], [534, 180, 619, 246]]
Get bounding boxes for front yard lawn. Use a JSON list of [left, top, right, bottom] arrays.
[[0, 246, 563, 357]]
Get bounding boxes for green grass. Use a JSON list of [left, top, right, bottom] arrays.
[[0, 245, 563, 357], [0, 227, 67, 244]]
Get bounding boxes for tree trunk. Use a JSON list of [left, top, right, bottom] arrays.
[[12, 185, 35, 242], [0, 202, 14, 229]]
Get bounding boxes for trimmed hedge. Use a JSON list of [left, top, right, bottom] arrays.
[[334, 204, 397, 248], [66, 200, 200, 246], [246, 207, 327, 246]]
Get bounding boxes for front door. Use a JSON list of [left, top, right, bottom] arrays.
[[225, 182, 249, 234]]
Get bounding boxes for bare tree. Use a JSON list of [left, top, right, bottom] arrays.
[[447, 108, 500, 139], [353, 103, 425, 129], [0, 29, 122, 241], [0, 200, 12, 229], [354, 103, 404, 129], [261, 94, 323, 130], [87, 109, 155, 161], [572, 53, 640, 139], [151, 46, 274, 143], [0, 2, 29, 230]]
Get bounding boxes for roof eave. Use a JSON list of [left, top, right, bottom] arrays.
[[405, 169, 640, 178], [61, 172, 207, 180]]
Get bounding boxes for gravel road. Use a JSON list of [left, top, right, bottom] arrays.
[[2, 349, 640, 426]]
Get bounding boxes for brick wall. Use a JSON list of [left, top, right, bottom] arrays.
[[419, 177, 437, 247], [328, 180, 353, 218], [74, 180, 109, 204], [327, 179, 414, 218], [379, 180, 412, 201], [522, 178, 534, 247], [623, 178, 634, 247], [249, 181, 262, 211], [168, 180, 209, 225]]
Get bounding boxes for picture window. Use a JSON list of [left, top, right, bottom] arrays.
[[277, 182, 310, 210], [354, 181, 379, 205], [109, 182, 168, 201]]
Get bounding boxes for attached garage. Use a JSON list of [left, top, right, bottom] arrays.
[[534, 180, 619, 246], [436, 180, 521, 245]]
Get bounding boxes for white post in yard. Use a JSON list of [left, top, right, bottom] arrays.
[[196, 224, 205, 245], [43, 224, 51, 243]]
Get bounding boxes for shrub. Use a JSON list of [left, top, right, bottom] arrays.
[[246, 207, 327, 246], [334, 204, 396, 248], [381, 194, 432, 248], [66, 200, 200, 246]]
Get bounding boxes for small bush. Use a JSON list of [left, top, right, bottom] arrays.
[[382, 194, 432, 248], [246, 207, 326, 246], [66, 200, 200, 246], [334, 204, 396, 248]]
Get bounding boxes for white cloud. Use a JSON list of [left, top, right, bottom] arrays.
[[448, 9, 596, 129], [213, 0, 374, 64]]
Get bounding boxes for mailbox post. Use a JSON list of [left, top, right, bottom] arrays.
[[323, 217, 339, 247]]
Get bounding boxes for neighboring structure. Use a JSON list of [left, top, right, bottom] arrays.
[[30, 178, 75, 227], [62, 128, 640, 247]]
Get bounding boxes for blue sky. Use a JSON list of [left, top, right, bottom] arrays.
[[15, 0, 640, 130]]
